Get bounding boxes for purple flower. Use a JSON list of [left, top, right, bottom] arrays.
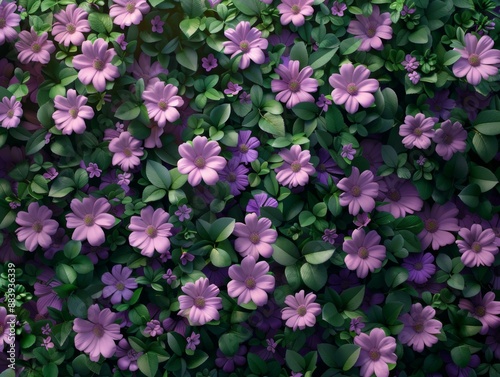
[[343, 228, 386, 279], [186, 332, 200, 351], [399, 303, 442, 352], [15, 28, 55, 64], [101, 265, 138, 304], [331, 1, 347, 16], [180, 252, 195, 265], [86, 162, 102, 178], [229, 130, 260, 164], [457, 224, 498, 267], [34, 270, 63, 315], [73, 304, 123, 362], [277, 0, 314, 27], [452, 34, 500, 85], [433, 120, 467, 161], [459, 292, 500, 334], [228, 256, 275, 306], [0, 3, 20, 45], [350, 317, 365, 335], [0, 307, 14, 352], [53, 89, 94, 135], [144, 320, 163, 337], [445, 354, 480, 377], [52, 4, 90, 47], [486, 327, 500, 360], [219, 159, 249, 196], [400, 5, 415, 16], [378, 175, 424, 218], [329, 64, 379, 114], [162, 269, 177, 284], [248, 299, 282, 332], [246, 193, 278, 216], [316, 93, 332, 111], [215, 345, 247, 372], [109, 0, 150, 28], [399, 113, 437, 149], [341, 143, 356, 160], [41, 324, 51, 336], [408, 71, 420, 84], [223, 21, 268, 70], [151, 15, 164, 33], [354, 328, 397, 377], [417, 202, 460, 250], [15, 202, 58, 252], [115, 339, 142, 371], [427, 90, 456, 120], [109, 131, 144, 171], [162, 314, 188, 336], [73, 38, 120, 92], [322, 229, 338, 244], [315, 149, 343, 185], [201, 53, 218, 72], [41, 337, 54, 350], [281, 290, 321, 331], [175, 205, 192, 221], [128, 206, 173, 257], [338, 167, 379, 216], [347, 6, 392, 51], [401, 54, 419, 72], [0, 96, 22, 129], [275, 145, 315, 188], [116, 34, 127, 50], [233, 213, 278, 259], [128, 53, 169, 88], [224, 82, 242, 95], [271, 60, 318, 109], [354, 212, 371, 228], [178, 277, 222, 326], [239, 91, 251, 104], [177, 136, 227, 186], [142, 81, 184, 126], [456, 87, 491, 120], [402, 253, 436, 284], [66, 196, 116, 246]]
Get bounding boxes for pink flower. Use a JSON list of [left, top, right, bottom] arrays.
[[66, 196, 116, 246], [399, 113, 437, 149], [73, 38, 120, 92], [228, 256, 275, 306], [224, 82, 242, 95], [329, 64, 379, 114], [275, 145, 315, 188], [398, 303, 442, 352], [177, 136, 226, 186], [457, 224, 498, 267], [452, 34, 500, 86], [354, 328, 397, 377], [271, 60, 318, 109], [108, 131, 144, 171], [52, 4, 90, 47], [142, 81, 184, 126], [109, 0, 151, 29], [233, 213, 277, 259], [337, 167, 380, 216], [15, 202, 58, 252], [53, 89, 94, 135], [128, 206, 173, 257], [277, 0, 314, 27], [15, 28, 55, 65], [459, 292, 500, 335], [223, 21, 268, 70], [0, 3, 21, 45], [178, 277, 222, 326], [347, 5, 392, 51], [0, 96, 22, 129], [343, 228, 386, 278], [433, 120, 467, 161], [73, 304, 123, 362], [281, 290, 321, 331]]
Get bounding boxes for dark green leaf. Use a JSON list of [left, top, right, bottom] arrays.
[[472, 133, 498, 163], [300, 263, 327, 291], [146, 160, 171, 189], [138, 353, 159, 377]]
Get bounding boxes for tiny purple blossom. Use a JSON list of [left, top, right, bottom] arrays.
[[41, 324, 52, 335], [408, 71, 420, 84], [341, 143, 356, 160], [115, 339, 142, 372], [417, 156, 426, 166], [175, 205, 192, 221], [151, 16, 164, 33], [433, 120, 467, 161], [400, 5, 416, 16], [349, 317, 365, 335], [101, 265, 138, 304], [42, 167, 58, 180], [201, 53, 218, 72], [86, 162, 102, 178], [331, 1, 347, 16], [180, 252, 195, 265], [354, 212, 371, 228], [316, 93, 332, 111], [239, 91, 251, 104], [42, 337, 54, 350], [186, 332, 201, 351], [162, 269, 177, 284], [224, 82, 242, 95], [401, 54, 419, 72], [322, 229, 338, 244], [144, 320, 163, 337], [116, 34, 127, 50]]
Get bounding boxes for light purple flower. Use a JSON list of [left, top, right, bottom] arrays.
[[202, 53, 218, 72], [399, 303, 442, 352], [42, 337, 54, 350], [343, 228, 386, 279], [457, 224, 498, 267], [177, 136, 226, 186], [0, 307, 15, 352], [180, 252, 195, 265], [109, 0, 150, 28], [378, 175, 424, 218], [281, 290, 321, 331], [66, 196, 116, 246], [86, 162, 102, 178], [228, 256, 275, 306], [402, 253, 436, 284], [144, 320, 163, 337], [399, 113, 437, 149], [331, 1, 347, 16], [417, 202, 460, 250], [151, 15, 164, 33], [116, 34, 127, 50], [354, 213, 371, 228], [109, 131, 144, 171], [316, 93, 332, 111], [354, 328, 397, 377], [322, 229, 338, 244], [115, 339, 142, 371], [53, 89, 94, 135], [408, 71, 420, 84], [142, 81, 184, 126], [15, 28, 55, 64], [337, 167, 379, 216], [162, 269, 177, 284], [341, 143, 356, 160], [52, 4, 90, 47], [73, 304, 123, 362], [0, 96, 22, 129], [234, 213, 277, 259], [229, 130, 260, 164], [223, 21, 268, 70], [277, 0, 314, 27], [401, 54, 419, 72], [224, 82, 242, 95], [219, 158, 249, 196], [128, 206, 173, 257], [102, 265, 138, 304], [178, 277, 222, 326], [329, 64, 379, 114], [433, 120, 467, 161], [350, 317, 365, 335], [246, 193, 278, 216], [0, 3, 20, 45], [128, 53, 169, 88], [15, 202, 58, 252], [427, 90, 456, 120], [347, 5, 392, 51], [175, 205, 192, 221], [452, 34, 500, 85], [459, 292, 500, 335], [186, 332, 200, 351], [275, 145, 315, 188], [271, 60, 318, 109], [400, 5, 415, 16], [73, 38, 120, 92]]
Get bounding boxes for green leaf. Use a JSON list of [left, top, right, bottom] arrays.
[[436, 253, 452, 273], [176, 48, 198, 71], [285, 350, 305, 372], [115, 102, 141, 121], [179, 18, 200, 39], [317, 344, 337, 368], [88, 13, 113, 34], [258, 113, 285, 137], [381, 145, 398, 168], [26, 129, 47, 155], [272, 237, 300, 266], [336, 344, 361, 371], [393, 215, 424, 234], [322, 302, 344, 327], [180, 0, 206, 17], [219, 333, 240, 356], [292, 102, 319, 120], [469, 166, 498, 193], [300, 263, 327, 291], [458, 184, 481, 208], [448, 273, 465, 290], [142, 185, 166, 203], [473, 111, 500, 135], [167, 332, 186, 356], [451, 345, 471, 368], [138, 353, 159, 377], [289, 42, 309, 68], [210, 104, 231, 127], [442, 50, 461, 66], [298, 211, 316, 227], [146, 160, 171, 189], [302, 241, 335, 265], [232, 0, 265, 16], [408, 26, 429, 44], [309, 47, 338, 69], [472, 132, 498, 163], [341, 285, 365, 311], [384, 267, 409, 288], [49, 176, 75, 198], [210, 248, 231, 267], [383, 302, 403, 325], [209, 217, 235, 242], [64, 240, 81, 259], [56, 264, 77, 284], [187, 350, 209, 369], [42, 363, 58, 377], [340, 37, 362, 55]]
